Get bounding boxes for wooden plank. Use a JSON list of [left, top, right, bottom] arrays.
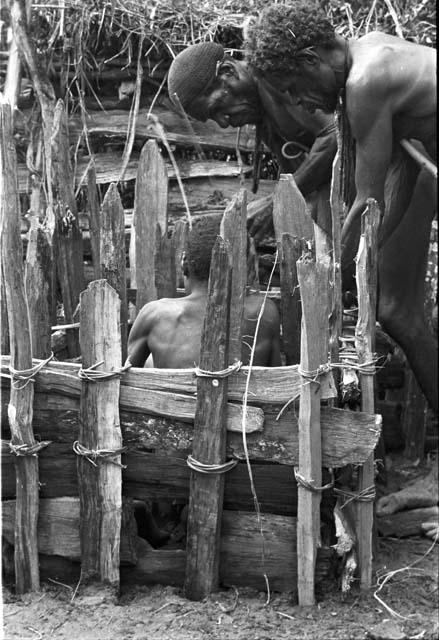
[[355, 200, 380, 590], [0, 357, 336, 405], [1, 380, 381, 467], [220, 190, 247, 362], [77, 280, 122, 588], [133, 140, 168, 310], [86, 160, 101, 279], [0, 99, 39, 593], [272, 174, 314, 243], [17, 155, 253, 192], [173, 219, 189, 290], [185, 238, 232, 600], [25, 216, 54, 358], [278, 234, 303, 365], [296, 255, 330, 606], [155, 223, 176, 299], [52, 99, 84, 357], [100, 183, 127, 361], [2, 443, 335, 518]]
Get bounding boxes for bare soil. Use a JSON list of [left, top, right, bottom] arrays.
[[2, 533, 437, 640]]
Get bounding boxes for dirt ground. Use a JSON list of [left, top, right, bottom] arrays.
[[2, 453, 439, 640], [2, 535, 437, 640]]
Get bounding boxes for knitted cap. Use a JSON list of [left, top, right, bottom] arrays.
[[168, 42, 224, 119]]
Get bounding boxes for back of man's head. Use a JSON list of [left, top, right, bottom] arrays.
[[167, 42, 225, 120], [186, 213, 223, 281]]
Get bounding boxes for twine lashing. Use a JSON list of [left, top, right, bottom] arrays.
[[78, 360, 131, 382], [7, 352, 54, 389], [194, 360, 242, 379], [186, 454, 238, 475], [334, 485, 376, 508], [73, 440, 127, 468], [294, 468, 335, 493], [9, 440, 52, 457]]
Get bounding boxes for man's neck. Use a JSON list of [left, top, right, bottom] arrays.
[[186, 277, 209, 297]]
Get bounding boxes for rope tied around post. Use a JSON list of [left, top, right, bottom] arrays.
[[78, 360, 131, 382], [9, 440, 52, 457], [294, 467, 335, 493], [186, 454, 238, 475], [73, 440, 127, 468], [6, 352, 54, 389], [334, 485, 376, 508], [298, 355, 385, 385], [193, 360, 242, 380]]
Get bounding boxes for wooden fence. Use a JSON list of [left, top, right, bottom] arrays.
[[1, 94, 383, 605]]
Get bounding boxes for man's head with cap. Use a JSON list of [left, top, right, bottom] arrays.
[[167, 42, 262, 128]]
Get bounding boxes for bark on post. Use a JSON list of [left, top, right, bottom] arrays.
[[0, 99, 39, 593], [184, 238, 232, 600], [272, 174, 314, 244], [100, 183, 127, 361], [296, 253, 330, 606], [220, 190, 247, 363], [278, 233, 303, 365], [173, 218, 189, 290], [131, 140, 168, 311], [77, 280, 122, 590], [87, 161, 101, 279], [155, 223, 176, 300], [355, 199, 380, 589], [329, 152, 343, 364], [52, 100, 84, 357]]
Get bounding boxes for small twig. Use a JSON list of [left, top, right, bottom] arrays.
[[48, 577, 73, 591], [277, 611, 296, 621]]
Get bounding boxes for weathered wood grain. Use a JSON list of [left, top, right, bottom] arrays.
[[86, 161, 101, 279], [78, 281, 122, 588], [0, 100, 39, 593], [273, 174, 314, 243], [100, 183, 127, 360], [185, 238, 232, 600], [355, 201, 380, 590], [155, 223, 176, 300], [296, 256, 330, 605]]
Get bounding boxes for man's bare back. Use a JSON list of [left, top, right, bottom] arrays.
[[127, 286, 281, 369]]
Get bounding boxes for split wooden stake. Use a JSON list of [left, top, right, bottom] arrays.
[[355, 199, 380, 589]]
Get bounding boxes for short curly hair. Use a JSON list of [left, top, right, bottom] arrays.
[[186, 213, 223, 280], [245, 2, 335, 75]]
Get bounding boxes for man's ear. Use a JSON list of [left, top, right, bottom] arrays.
[[296, 47, 320, 66]]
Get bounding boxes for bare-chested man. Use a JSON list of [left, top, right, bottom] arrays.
[[127, 213, 281, 369], [245, 2, 437, 413]]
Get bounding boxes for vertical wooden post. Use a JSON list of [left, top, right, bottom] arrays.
[[155, 223, 176, 299], [100, 183, 127, 361], [87, 161, 101, 280], [220, 190, 247, 363], [173, 218, 189, 290], [296, 253, 330, 606], [355, 199, 380, 589], [329, 152, 343, 366], [272, 174, 314, 244], [278, 233, 303, 365], [78, 280, 122, 591], [184, 239, 232, 600], [52, 99, 84, 357], [1, 272, 10, 355], [131, 140, 168, 311], [0, 99, 39, 593]]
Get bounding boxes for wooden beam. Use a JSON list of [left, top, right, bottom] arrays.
[[0, 99, 39, 593], [185, 238, 232, 600], [296, 254, 330, 606], [355, 200, 380, 590], [77, 281, 123, 589], [100, 183, 127, 361], [273, 174, 314, 243], [86, 161, 101, 279]]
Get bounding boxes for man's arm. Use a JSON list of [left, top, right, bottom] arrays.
[[292, 124, 338, 196], [126, 304, 154, 367], [341, 92, 393, 273]]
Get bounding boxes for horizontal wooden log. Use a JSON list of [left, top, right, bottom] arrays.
[[2, 442, 335, 518], [0, 356, 337, 405], [377, 506, 439, 538], [2, 389, 381, 467], [2, 498, 336, 592]]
